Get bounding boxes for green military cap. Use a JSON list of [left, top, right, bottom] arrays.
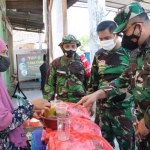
[[58, 34, 81, 47], [113, 2, 145, 33]]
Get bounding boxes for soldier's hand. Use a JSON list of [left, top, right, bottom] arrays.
[[135, 118, 150, 137], [86, 103, 93, 113], [75, 89, 107, 110], [75, 93, 97, 109]]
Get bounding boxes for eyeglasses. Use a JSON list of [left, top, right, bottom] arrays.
[[122, 22, 143, 33]]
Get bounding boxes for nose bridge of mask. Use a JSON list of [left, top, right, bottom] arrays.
[[100, 38, 115, 46], [64, 48, 76, 51], [100, 34, 116, 44]]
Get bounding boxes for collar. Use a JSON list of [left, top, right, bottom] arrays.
[[138, 36, 150, 52], [62, 53, 80, 65]]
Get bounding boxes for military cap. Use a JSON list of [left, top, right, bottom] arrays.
[[58, 34, 81, 47], [113, 2, 145, 33]]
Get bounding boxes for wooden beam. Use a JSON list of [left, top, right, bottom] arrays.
[[11, 24, 43, 31], [13, 26, 42, 30], [9, 19, 44, 29], [6, 0, 43, 9], [49, 0, 53, 12], [10, 22, 44, 29], [13, 27, 43, 33], [6, 17, 13, 34], [7, 10, 43, 22], [6, 0, 29, 1], [17, 9, 42, 14], [67, 0, 78, 8], [10, 23, 44, 29], [8, 17, 44, 25], [78, 0, 87, 2], [49, 0, 54, 62]]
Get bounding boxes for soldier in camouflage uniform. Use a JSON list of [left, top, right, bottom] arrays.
[[77, 2, 150, 149], [87, 20, 137, 150], [43, 34, 91, 103]]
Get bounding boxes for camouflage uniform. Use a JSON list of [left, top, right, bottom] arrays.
[[101, 2, 150, 149], [88, 47, 137, 150], [43, 35, 90, 103]]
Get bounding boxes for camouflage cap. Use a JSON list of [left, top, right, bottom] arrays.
[[58, 34, 81, 47], [113, 2, 145, 33]]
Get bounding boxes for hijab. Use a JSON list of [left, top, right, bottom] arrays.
[[0, 39, 27, 147]]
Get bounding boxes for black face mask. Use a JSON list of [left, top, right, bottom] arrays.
[[0, 56, 10, 72], [63, 49, 76, 58], [122, 25, 141, 50]]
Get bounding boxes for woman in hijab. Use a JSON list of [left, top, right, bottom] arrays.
[[0, 38, 51, 149]]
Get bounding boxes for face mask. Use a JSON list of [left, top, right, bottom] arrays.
[[0, 55, 10, 72], [100, 37, 117, 51], [122, 25, 141, 50], [63, 49, 76, 58]]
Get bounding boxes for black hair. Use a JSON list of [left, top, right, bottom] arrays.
[[43, 54, 47, 61], [96, 20, 117, 34], [135, 12, 150, 21]]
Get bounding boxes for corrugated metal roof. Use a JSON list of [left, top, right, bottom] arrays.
[[78, 0, 150, 15]]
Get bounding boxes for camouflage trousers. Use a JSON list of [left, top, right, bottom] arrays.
[[136, 113, 150, 150], [95, 107, 137, 150]]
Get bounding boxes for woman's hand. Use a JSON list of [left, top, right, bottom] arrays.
[[31, 98, 51, 114], [32, 112, 41, 120]]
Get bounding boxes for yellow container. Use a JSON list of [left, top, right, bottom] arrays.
[[44, 107, 56, 118]]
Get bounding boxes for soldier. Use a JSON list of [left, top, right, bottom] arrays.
[[43, 34, 91, 103], [76, 2, 150, 149], [87, 20, 137, 150]]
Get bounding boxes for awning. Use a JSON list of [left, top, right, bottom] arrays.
[[78, 0, 150, 15]]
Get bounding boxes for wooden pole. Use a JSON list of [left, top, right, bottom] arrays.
[[49, 0, 53, 62]]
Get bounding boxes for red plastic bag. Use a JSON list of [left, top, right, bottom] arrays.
[[70, 115, 101, 135], [66, 102, 90, 119], [41, 102, 113, 150], [46, 129, 113, 150]]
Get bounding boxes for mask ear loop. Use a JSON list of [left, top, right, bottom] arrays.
[[137, 29, 142, 37], [113, 34, 118, 44], [131, 24, 142, 46], [132, 24, 137, 35]]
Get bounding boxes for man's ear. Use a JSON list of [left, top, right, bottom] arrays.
[[136, 22, 143, 31]]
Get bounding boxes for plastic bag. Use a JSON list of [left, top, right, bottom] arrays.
[[46, 129, 113, 150], [41, 102, 113, 150], [66, 102, 90, 119]]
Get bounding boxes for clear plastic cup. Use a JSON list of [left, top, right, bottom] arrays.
[[55, 103, 68, 117], [57, 115, 70, 141], [50, 100, 63, 107], [44, 100, 63, 117]]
